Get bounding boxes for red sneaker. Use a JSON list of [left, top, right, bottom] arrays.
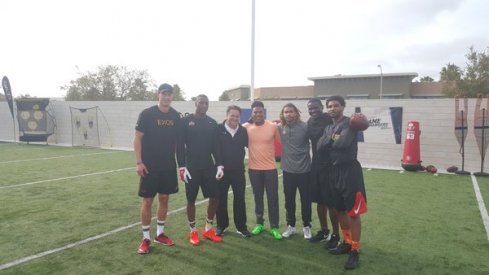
[[154, 233, 175, 246], [137, 239, 151, 254], [190, 230, 200, 246], [203, 228, 223, 243]]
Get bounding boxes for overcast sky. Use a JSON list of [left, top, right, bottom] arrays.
[[1, 0, 488, 100]]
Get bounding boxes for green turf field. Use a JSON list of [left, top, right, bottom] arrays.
[[1, 143, 488, 274]]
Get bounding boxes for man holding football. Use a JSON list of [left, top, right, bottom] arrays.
[[317, 95, 368, 270]]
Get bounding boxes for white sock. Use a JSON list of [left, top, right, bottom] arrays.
[[205, 218, 214, 231], [189, 221, 197, 231], [157, 220, 165, 236], [142, 225, 150, 240]]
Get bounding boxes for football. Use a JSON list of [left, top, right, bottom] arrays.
[[349, 113, 369, 131], [446, 166, 458, 173], [426, 165, 437, 173]]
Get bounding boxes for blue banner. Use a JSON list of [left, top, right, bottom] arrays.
[[2, 76, 14, 119]]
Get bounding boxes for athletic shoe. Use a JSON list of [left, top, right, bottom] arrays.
[[137, 238, 151, 254], [216, 227, 227, 237], [190, 230, 200, 246], [309, 229, 330, 243], [154, 233, 175, 246], [270, 228, 283, 240], [326, 234, 340, 250], [282, 225, 296, 238], [330, 242, 352, 255], [251, 224, 265, 235], [203, 228, 223, 243], [303, 226, 312, 240], [344, 250, 360, 270], [237, 229, 251, 238]]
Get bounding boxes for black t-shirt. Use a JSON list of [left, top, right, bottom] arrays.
[[307, 113, 332, 166], [177, 114, 221, 170], [135, 105, 180, 171]]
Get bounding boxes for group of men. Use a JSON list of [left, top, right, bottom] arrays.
[[133, 83, 367, 270]]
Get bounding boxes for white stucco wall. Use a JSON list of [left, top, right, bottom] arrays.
[[1, 98, 486, 173]]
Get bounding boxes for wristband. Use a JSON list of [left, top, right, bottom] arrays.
[[136, 160, 143, 165]]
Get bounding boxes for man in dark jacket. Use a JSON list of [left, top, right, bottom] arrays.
[[317, 96, 368, 270], [215, 105, 251, 238]]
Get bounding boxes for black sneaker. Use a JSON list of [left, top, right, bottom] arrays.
[[344, 250, 360, 270], [309, 229, 330, 243], [329, 242, 351, 255], [326, 234, 340, 250], [216, 227, 227, 236], [237, 229, 251, 238]]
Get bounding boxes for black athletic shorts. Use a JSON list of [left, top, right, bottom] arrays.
[[138, 170, 179, 198], [310, 166, 329, 205], [316, 165, 336, 206], [328, 160, 367, 215], [185, 167, 218, 203]]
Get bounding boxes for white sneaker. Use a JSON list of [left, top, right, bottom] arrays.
[[303, 226, 312, 240], [282, 225, 296, 238]]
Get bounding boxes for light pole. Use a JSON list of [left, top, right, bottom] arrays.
[[377, 64, 383, 99], [250, 0, 255, 101]]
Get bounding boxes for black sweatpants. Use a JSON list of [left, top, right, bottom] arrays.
[[216, 169, 247, 231], [283, 171, 312, 227]]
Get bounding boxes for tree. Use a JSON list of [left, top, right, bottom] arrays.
[[63, 65, 156, 101], [419, 76, 434, 82], [440, 63, 462, 97], [219, 90, 230, 101], [172, 84, 186, 101], [440, 46, 489, 97], [461, 46, 489, 96]]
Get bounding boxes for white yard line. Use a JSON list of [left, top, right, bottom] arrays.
[[0, 168, 133, 189], [470, 174, 489, 241], [0, 151, 123, 164], [0, 173, 283, 270], [0, 200, 207, 271]]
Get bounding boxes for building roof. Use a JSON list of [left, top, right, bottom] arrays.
[[225, 85, 250, 91], [308, 72, 418, 81]]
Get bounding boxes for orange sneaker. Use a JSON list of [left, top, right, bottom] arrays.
[[154, 233, 175, 246], [203, 228, 223, 243], [190, 230, 200, 246], [137, 238, 151, 254]]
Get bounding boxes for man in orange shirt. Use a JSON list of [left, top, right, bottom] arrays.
[[243, 101, 283, 240]]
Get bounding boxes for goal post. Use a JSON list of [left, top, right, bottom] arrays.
[[69, 106, 112, 148]]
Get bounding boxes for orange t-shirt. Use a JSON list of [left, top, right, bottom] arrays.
[[244, 120, 281, 170]]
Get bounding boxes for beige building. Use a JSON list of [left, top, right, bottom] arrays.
[[225, 85, 250, 101], [254, 86, 314, 100], [309, 73, 418, 99], [225, 72, 445, 101], [410, 82, 445, 98]]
